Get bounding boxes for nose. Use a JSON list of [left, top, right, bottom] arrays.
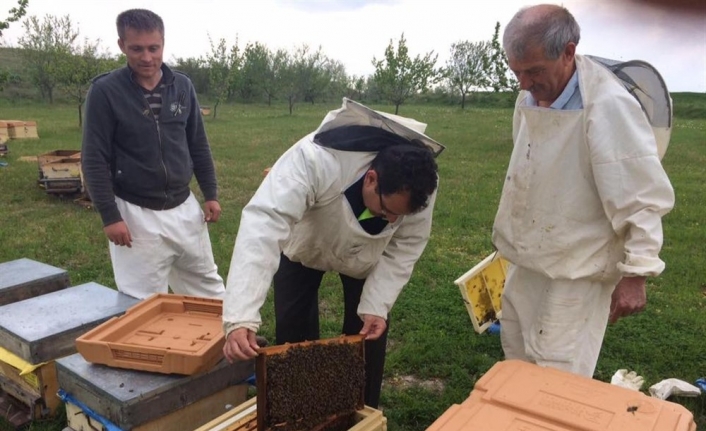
[[517, 73, 533, 91]]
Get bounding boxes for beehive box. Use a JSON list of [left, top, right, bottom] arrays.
[[0, 258, 71, 306], [76, 293, 225, 375], [453, 252, 509, 333], [0, 121, 9, 141], [426, 360, 697, 431], [194, 396, 387, 431], [6, 121, 26, 139], [57, 352, 254, 431], [23, 121, 39, 138], [0, 282, 140, 364], [256, 335, 366, 431], [37, 150, 81, 188], [0, 347, 60, 422]]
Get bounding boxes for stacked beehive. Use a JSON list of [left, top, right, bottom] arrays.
[[58, 294, 255, 431], [0, 258, 138, 428]]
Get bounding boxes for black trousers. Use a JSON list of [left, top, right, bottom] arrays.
[[273, 253, 388, 408]]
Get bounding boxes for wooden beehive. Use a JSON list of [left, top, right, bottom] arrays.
[[256, 335, 366, 431], [0, 122, 9, 141], [194, 397, 387, 431], [6, 121, 26, 139]]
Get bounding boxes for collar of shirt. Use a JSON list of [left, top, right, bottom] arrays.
[[525, 69, 582, 110]]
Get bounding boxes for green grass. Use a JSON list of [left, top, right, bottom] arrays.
[[0, 99, 704, 431]]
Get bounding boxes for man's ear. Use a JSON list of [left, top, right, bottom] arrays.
[[364, 169, 378, 187], [118, 38, 126, 54]]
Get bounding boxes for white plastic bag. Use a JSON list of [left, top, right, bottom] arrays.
[[649, 378, 701, 400]]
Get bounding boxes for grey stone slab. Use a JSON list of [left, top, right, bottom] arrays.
[[0, 258, 70, 306], [0, 282, 139, 364], [56, 352, 254, 430]]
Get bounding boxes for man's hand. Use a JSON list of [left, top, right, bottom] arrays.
[[609, 276, 647, 324], [104, 221, 132, 248], [203, 200, 221, 222], [359, 314, 387, 340], [223, 327, 260, 362]]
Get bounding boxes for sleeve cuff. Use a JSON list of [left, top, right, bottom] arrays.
[[223, 321, 260, 339], [617, 251, 666, 277]]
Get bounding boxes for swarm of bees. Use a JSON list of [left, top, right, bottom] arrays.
[[257, 336, 365, 431]]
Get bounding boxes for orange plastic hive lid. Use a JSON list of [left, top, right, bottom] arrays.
[[75, 293, 224, 375], [427, 360, 696, 431]]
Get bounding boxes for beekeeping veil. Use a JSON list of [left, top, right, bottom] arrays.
[[588, 56, 672, 160]]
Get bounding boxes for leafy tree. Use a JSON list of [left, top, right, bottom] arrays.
[[205, 35, 240, 119], [482, 22, 518, 93], [17, 14, 78, 103], [301, 47, 330, 105], [324, 59, 348, 103], [173, 56, 210, 95], [279, 45, 330, 114], [57, 39, 121, 127], [0, 0, 28, 90], [372, 33, 438, 114], [238, 41, 270, 102], [262, 48, 287, 106], [445, 40, 490, 109], [0, 0, 28, 37]]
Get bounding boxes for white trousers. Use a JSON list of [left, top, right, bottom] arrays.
[[500, 264, 614, 377], [109, 193, 225, 299]]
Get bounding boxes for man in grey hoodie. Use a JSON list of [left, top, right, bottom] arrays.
[[81, 9, 224, 299]]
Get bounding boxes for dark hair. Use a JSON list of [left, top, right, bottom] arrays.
[[116, 9, 164, 40], [503, 4, 580, 60], [371, 144, 438, 213]]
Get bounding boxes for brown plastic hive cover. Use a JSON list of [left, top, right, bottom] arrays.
[[256, 335, 366, 431], [75, 293, 224, 375], [427, 360, 697, 431]]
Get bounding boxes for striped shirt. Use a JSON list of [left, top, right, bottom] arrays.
[[141, 80, 166, 119]]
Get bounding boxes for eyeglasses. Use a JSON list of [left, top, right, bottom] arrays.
[[378, 190, 402, 219]]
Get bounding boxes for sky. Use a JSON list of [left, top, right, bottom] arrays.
[[1, 0, 705, 92]]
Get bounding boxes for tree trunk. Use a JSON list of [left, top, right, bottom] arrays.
[[394, 103, 400, 115], [288, 96, 294, 115], [213, 100, 220, 120], [461, 93, 466, 110], [78, 103, 83, 128]]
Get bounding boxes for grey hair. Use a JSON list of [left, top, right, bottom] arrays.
[[503, 4, 580, 60], [116, 9, 164, 40]]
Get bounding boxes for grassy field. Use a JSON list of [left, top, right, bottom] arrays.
[[0, 98, 704, 431]]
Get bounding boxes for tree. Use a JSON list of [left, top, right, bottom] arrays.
[[372, 33, 438, 114], [238, 42, 270, 102], [173, 56, 210, 95], [482, 22, 518, 93], [279, 45, 330, 114], [17, 14, 78, 103], [0, 0, 28, 90], [445, 40, 490, 109], [57, 39, 121, 127], [0, 0, 28, 37], [205, 35, 239, 119], [262, 48, 287, 106]]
